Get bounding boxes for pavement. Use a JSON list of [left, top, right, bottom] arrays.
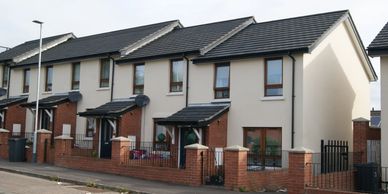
[[0, 171, 118, 194], [0, 160, 282, 194]]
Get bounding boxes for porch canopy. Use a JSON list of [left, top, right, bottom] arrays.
[[157, 103, 230, 127], [78, 99, 137, 118], [21, 91, 82, 109], [0, 96, 28, 110]]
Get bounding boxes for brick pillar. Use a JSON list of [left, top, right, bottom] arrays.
[[185, 143, 208, 186], [54, 135, 73, 164], [36, 129, 52, 164], [0, 129, 9, 159], [224, 145, 249, 191], [111, 136, 130, 165], [353, 118, 369, 164], [288, 147, 313, 194]]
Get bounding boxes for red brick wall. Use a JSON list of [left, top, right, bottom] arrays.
[[4, 104, 26, 135], [247, 170, 288, 191], [117, 108, 142, 143], [205, 112, 228, 148], [305, 188, 362, 194], [53, 102, 77, 138], [308, 171, 355, 192], [367, 128, 380, 140], [0, 132, 9, 159]]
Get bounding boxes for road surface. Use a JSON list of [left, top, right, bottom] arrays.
[[0, 171, 118, 194]]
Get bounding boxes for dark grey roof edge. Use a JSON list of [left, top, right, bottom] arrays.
[[0, 96, 28, 109], [368, 21, 388, 54], [196, 104, 230, 124], [368, 48, 388, 56], [78, 100, 137, 118]]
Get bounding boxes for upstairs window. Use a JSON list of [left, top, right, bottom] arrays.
[[23, 69, 30, 93], [45, 66, 53, 92], [214, 62, 230, 99], [72, 62, 80, 90], [133, 63, 145, 95], [265, 58, 283, 96], [170, 59, 184, 92], [100, 59, 110, 88], [2, 65, 9, 88]]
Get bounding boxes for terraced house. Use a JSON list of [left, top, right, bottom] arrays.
[[368, 21, 388, 167], [0, 10, 377, 192]]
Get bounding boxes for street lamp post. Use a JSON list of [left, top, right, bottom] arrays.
[[32, 20, 43, 163]]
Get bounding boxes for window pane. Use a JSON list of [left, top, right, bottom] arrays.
[[215, 90, 229, 99], [245, 129, 261, 153], [135, 64, 144, 85], [265, 129, 281, 156], [134, 87, 143, 95], [25, 69, 30, 85], [2, 66, 9, 88], [266, 88, 283, 96], [172, 60, 184, 82], [155, 124, 167, 143], [73, 63, 80, 81], [215, 65, 230, 88], [46, 66, 53, 91], [267, 59, 282, 84], [100, 59, 110, 88]]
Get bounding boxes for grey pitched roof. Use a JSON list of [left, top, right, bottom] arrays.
[[368, 22, 388, 56], [78, 100, 137, 118], [0, 96, 28, 110], [116, 17, 253, 63], [0, 33, 73, 63], [193, 10, 349, 63], [22, 92, 81, 108], [16, 21, 179, 66], [157, 104, 230, 127]]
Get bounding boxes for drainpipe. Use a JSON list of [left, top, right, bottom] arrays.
[[288, 53, 296, 149], [6, 63, 11, 98], [183, 56, 189, 107], [109, 56, 115, 102]]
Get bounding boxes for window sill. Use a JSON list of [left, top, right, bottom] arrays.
[[261, 96, 284, 101], [96, 87, 110, 91], [22, 93, 29, 95], [211, 98, 231, 103], [42, 91, 52, 95], [70, 89, 80, 92], [166, 92, 184, 96]]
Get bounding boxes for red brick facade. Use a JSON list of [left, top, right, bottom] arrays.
[[205, 112, 228, 148], [53, 102, 77, 137], [4, 104, 26, 136], [0, 131, 9, 159], [117, 108, 142, 143], [353, 118, 381, 164]]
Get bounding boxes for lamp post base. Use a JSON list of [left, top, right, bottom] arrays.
[[32, 153, 37, 163]]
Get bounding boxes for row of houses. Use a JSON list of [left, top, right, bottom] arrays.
[[0, 10, 378, 170]]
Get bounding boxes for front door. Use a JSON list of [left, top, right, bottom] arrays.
[[179, 128, 199, 168], [100, 119, 113, 159]]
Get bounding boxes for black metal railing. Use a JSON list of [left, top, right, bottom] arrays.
[[71, 134, 98, 157], [123, 142, 178, 168], [380, 167, 388, 192], [247, 150, 288, 171], [204, 148, 224, 185]]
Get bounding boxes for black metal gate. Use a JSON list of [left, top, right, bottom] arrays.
[[320, 139, 349, 173], [203, 148, 224, 186]]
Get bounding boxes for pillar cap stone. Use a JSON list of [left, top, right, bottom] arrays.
[[225, 145, 249, 152], [0, 128, 10, 133], [184, 143, 208, 150], [111, 136, 131, 142], [54, 135, 73, 140], [352, 117, 369, 122], [37, 129, 52, 134], [289, 147, 313, 153]]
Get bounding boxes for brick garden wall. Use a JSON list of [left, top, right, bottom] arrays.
[[247, 169, 288, 191], [305, 188, 363, 194]]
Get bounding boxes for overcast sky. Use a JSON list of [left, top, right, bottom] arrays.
[[1, 0, 387, 109]]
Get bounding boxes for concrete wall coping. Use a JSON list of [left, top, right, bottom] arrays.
[[111, 136, 131, 142], [288, 147, 314, 154], [224, 145, 249, 152], [37, 129, 52, 134], [54, 135, 73, 140], [352, 117, 369, 122], [0, 128, 10, 133], [184, 143, 209, 150]]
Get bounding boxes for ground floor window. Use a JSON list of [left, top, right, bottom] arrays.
[[40, 110, 51, 130], [244, 127, 282, 168], [153, 121, 171, 151], [86, 118, 95, 137]]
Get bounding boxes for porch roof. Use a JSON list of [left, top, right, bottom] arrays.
[[157, 103, 230, 127], [22, 91, 81, 108], [78, 100, 137, 118], [0, 96, 28, 110], [368, 21, 388, 56]]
